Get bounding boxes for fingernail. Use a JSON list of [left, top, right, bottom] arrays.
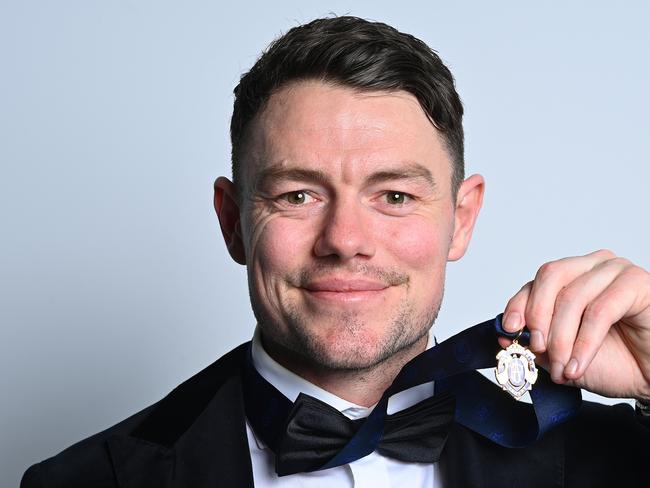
[[504, 311, 521, 332], [551, 361, 565, 382], [565, 358, 579, 377], [530, 330, 545, 351]]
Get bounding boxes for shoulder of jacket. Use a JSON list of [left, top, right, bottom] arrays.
[[20, 342, 250, 487]]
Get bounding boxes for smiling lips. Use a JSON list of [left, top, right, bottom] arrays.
[[302, 278, 390, 302]]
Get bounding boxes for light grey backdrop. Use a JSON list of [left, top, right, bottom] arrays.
[[2, 1, 648, 485]]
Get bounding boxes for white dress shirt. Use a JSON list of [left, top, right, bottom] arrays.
[[246, 329, 443, 488]]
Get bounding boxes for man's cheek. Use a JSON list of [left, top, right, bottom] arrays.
[[255, 220, 314, 273], [247, 212, 301, 263], [385, 226, 447, 268]]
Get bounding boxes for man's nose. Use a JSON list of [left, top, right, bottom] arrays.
[[313, 197, 376, 260]]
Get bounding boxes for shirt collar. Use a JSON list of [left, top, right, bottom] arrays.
[[248, 327, 436, 449], [251, 327, 364, 413]]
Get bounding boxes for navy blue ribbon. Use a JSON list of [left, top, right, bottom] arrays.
[[243, 314, 581, 472]]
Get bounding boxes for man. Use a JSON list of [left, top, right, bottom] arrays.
[[22, 16, 650, 488]]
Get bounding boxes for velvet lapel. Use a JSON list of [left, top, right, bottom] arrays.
[[107, 435, 175, 488], [107, 344, 254, 488]]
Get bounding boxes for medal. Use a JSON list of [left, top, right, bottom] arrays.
[[495, 330, 538, 401]]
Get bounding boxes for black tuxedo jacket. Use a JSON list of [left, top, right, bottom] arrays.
[[21, 343, 650, 487]]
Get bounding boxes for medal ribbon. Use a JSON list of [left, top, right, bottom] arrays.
[[243, 314, 582, 472]]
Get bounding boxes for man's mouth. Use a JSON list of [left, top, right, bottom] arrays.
[[301, 278, 390, 302]]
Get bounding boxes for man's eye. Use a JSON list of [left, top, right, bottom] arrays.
[[282, 191, 311, 205], [385, 192, 410, 205]]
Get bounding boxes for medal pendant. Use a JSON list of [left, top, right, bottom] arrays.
[[495, 340, 538, 401]]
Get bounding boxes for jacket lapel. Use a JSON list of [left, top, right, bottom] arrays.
[[107, 435, 175, 488], [173, 375, 254, 487], [107, 345, 254, 488]]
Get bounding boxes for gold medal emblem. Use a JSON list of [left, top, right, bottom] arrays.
[[495, 332, 538, 401]]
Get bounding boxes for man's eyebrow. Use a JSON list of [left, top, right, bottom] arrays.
[[365, 164, 437, 190], [254, 162, 437, 190], [255, 166, 330, 188]]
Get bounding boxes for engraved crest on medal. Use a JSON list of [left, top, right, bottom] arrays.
[[495, 342, 538, 401]]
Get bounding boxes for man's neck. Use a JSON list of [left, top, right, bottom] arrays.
[[259, 334, 429, 407]]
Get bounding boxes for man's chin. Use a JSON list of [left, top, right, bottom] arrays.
[[304, 345, 388, 371], [289, 327, 427, 372]]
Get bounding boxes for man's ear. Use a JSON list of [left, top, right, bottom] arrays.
[[214, 177, 246, 265], [447, 174, 485, 262]]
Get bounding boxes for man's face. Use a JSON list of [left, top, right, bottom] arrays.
[[217, 81, 483, 372]]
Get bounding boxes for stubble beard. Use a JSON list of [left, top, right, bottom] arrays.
[[252, 287, 444, 374]]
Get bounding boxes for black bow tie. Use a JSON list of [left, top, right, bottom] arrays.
[[274, 391, 455, 476]]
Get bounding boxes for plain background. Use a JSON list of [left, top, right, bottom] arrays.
[[2, 1, 648, 485]]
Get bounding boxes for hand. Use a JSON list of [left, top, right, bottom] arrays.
[[501, 249, 650, 401]]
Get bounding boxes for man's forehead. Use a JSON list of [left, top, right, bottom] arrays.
[[242, 81, 450, 177], [257, 81, 431, 135]]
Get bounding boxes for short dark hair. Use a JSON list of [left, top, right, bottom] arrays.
[[230, 15, 464, 197]]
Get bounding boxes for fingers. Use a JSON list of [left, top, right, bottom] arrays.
[[503, 249, 615, 341], [546, 257, 632, 382], [499, 282, 531, 349], [564, 266, 649, 380], [522, 250, 616, 351]]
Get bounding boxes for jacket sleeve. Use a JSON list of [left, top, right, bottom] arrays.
[[20, 463, 45, 488]]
